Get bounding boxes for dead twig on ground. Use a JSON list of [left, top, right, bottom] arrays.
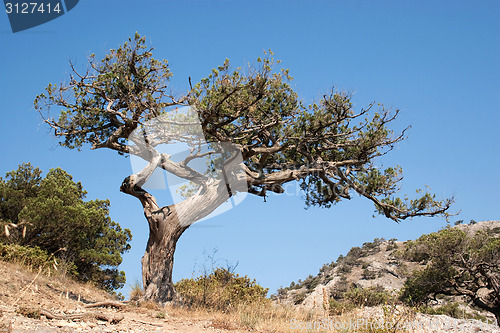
[[130, 318, 164, 327]]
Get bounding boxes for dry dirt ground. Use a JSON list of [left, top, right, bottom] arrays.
[[0, 261, 249, 333]]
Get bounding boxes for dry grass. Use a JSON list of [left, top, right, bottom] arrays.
[[5, 259, 493, 332], [0, 260, 437, 333], [159, 301, 316, 332], [0, 260, 113, 314], [129, 281, 144, 302], [153, 299, 417, 333], [150, 298, 428, 333]]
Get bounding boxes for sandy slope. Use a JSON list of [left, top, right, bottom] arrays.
[[0, 261, 246, 332]]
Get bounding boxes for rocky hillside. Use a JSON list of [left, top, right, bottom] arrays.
[[1, 220, 498, 332], [275, 220, 500, 322], [275, 237, 417, 307]]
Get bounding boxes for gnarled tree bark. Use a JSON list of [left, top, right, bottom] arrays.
[[120, 156, 237, 303], [140, 205, 187, 303]]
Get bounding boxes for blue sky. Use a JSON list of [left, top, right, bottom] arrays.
[[1, 1, 499, 297]]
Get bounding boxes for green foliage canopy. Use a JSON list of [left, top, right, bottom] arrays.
[[34, 33, 454, 222]]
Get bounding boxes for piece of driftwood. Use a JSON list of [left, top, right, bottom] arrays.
[[83, 301, 127, 309], [40, 308, 124, 324]]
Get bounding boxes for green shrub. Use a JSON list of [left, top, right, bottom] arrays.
[[346, 246, 364, 260], [324, 275, 334, 284], [319, 261, 336, 273], [396, 262, 410, 278], [337, 264, 352, 274], [489, 227, 500, 235], [399, 265, 456, 306], [175, 268, 269, 311], [327, 286, 393, 315], [362, 267, 377, 280], [386, 238, 398, 251], [293, 290, 308, 305], [330, 276, 350, 298], [16, 307, 41, 319], [328, 298, 356, 315], [398, 240, 429, 263], [0, 243, 50, 267], [419, 302, 462, 317], [344, 286, 391, 307], [0, 243, 76, 275], [417, 302, 487, 321], [303, 275, 321, 290], [361, 238, 385, 255]]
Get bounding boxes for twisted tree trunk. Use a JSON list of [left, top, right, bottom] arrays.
[[141, 205, 188, 302], [120, 172, 234, 303], [472, 298, 500, 327]]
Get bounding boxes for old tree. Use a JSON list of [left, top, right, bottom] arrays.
[[401, 227, 500, 325], [35, 34, 452, 303]]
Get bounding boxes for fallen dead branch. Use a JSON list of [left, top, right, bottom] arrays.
[[39, 308, 124, 324], [83, 301, 127, 309]]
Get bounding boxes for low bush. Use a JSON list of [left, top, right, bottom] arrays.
[[328, 298, 356, 315], [386, 238, 398, 251], [0, 243, 76, 276], [319, 261, 336, 273], [337, 264, 352, 274], [361, 238, 385, 255], [330, 276, 350, 299], [346, 246, 364, 260], [175, 268, 269, 311], [303, 274, 321, 290], [362, 269, 377, 280], [344, 286, 391, 307], [417, 302, 487, 321], [327, 285, 394, 315], [419, 302, 462, 318], [293, 290, 308, 305]]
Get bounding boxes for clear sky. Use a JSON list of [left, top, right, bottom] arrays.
[[1, 1, 499, 297]]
